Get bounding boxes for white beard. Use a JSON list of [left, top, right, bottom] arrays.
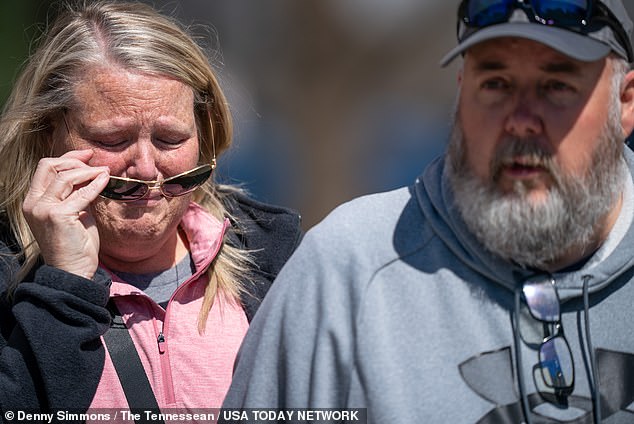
[[445, 107, 625, 270]]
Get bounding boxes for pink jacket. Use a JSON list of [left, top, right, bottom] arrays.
[[89, 202, 249, 410]]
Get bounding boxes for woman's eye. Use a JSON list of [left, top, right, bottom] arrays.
[[158, 138, 186, 145], [155, 135, 189, 146], [90, 138, 128, 148]]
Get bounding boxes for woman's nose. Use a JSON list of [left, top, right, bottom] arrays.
[[124, 139, 159, 180]]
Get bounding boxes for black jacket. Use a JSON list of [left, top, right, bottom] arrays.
[[0, 192, 301, 419]]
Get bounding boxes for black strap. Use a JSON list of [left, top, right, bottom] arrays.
[[104, 300, 165, 424]]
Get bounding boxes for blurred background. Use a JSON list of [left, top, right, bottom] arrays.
[[2, 1, 633, 230]]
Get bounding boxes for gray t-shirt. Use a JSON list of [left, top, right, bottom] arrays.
[[111, 253, 195, 308]]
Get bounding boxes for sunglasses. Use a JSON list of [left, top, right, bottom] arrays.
[[100, 163, 214, 202], [458, 0, 633, 62], [61, 111, 217, 202], [522, 276, 575, 397]]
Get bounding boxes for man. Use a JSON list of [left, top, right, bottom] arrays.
[[223, 1, 634, 422]]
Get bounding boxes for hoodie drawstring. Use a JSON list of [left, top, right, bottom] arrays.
[[514, 286, 534, 424], [582, 275, 601, 424]]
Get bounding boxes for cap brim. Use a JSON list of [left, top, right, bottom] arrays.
[[440, 22, 611, 67]]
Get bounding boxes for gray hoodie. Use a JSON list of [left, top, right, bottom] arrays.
[[222, 149, 634, 423]]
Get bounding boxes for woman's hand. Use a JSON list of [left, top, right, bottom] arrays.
[[23, 149, 110, 279]]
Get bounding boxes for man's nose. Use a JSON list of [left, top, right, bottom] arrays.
[[504, 91, 544, 138]]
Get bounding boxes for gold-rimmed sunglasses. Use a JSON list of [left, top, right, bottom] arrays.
[[62, 110, 216, 202], [100, 162, 215, 201]]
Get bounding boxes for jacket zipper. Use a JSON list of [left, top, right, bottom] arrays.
[[157, 332, 166, 353], [156, 218, 230, 404]]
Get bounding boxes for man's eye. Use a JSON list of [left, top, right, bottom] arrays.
[[544, 80, 574, 92], [542, 80, 578, 107], [481, 79, 509, 90]]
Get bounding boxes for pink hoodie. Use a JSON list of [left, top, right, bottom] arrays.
[[89, 202, 249, 411]]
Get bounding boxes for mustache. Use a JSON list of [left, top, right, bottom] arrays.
[[490, 138, 558, 182]]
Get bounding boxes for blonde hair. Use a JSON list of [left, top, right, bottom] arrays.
[[0, 0, 253, 332]]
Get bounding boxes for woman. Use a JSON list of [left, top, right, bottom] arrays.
[[0, 0, 301, 415]]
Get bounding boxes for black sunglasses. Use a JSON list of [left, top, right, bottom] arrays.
[[100, 162, 215, 201], [458, 0, 633, 62], [522, 276, 575, 397]]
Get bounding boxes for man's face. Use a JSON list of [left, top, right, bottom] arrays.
[[448, 37, 628, 269], [457, 37, 614, 203]]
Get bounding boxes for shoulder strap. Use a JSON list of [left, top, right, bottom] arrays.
[[104, 300, 165, 424]]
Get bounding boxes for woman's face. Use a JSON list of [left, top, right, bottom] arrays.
[[58, 65, 201, 265]]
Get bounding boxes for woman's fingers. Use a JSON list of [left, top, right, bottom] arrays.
[[22, 150, 111, 279], [38, 166, 110, 204], [25, 150, 98, 200], [25, 150, 109, 205]]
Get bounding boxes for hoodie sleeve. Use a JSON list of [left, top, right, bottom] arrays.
[[221, 218, 362, 411], [0, 246, 111, 419]]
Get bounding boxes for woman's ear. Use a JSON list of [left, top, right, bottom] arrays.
[[620, 68, 634, 139]]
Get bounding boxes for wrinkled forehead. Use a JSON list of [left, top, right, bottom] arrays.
[[70, 66, 196, 124]]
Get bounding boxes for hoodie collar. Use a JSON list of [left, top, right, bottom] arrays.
[[417, 148, 634, 301]]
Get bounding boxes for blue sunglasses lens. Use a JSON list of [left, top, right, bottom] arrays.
[[465, 0, 590, 27], [523, 278, 560, 322], [468, 0, 515, 26], [539, 336, 574, 390], [532, 0, 590, 25]]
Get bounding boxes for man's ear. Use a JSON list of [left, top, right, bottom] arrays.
[[620, 68, 634, 139]]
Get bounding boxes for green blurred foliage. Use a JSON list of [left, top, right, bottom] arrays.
[[0, 1, 49, 108]]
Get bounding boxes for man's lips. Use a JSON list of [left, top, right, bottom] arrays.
[[506, 163, 544, 175], [497, 157, 549, 180]]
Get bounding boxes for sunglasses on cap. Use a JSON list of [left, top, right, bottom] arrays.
[[99, 162, 215, 202], [458, 0, 633, 62]]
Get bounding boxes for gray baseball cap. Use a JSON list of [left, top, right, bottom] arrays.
[[440, 0, 633, 66]]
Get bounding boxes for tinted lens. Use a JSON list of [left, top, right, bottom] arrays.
[[467, 0, 514, 26], [465, 0, 590, 27], [523, 278, 560, 323], [161, 165, 212, 197], [539, 336, 574, 389], [533, 0, 589, 25], [101, 178, 148, 201]]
